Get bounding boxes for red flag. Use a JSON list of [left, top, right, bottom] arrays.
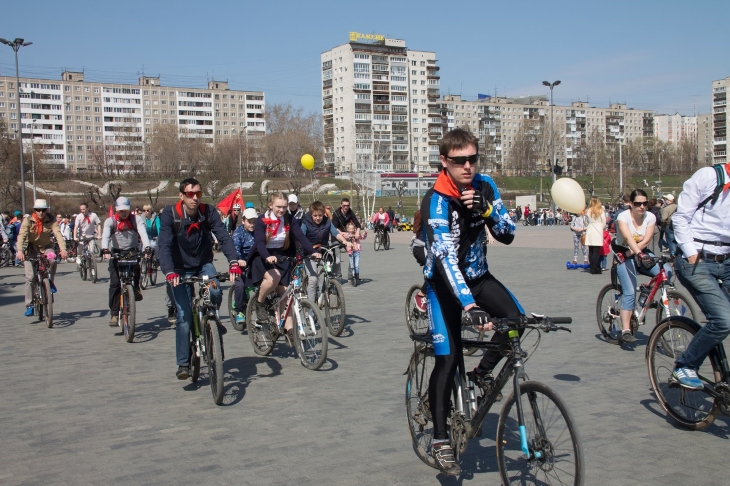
[[107, 204, 115, 219], [216, 188, 245, 215]]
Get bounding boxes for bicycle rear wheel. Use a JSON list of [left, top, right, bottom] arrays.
[[88, 257, 98, 283], [93, 242, 103, 263], [293, 299, 327, 370], [655, 288, 699, 326], [405, 284, 429, 335], [496, 381, 584, 485], [596, 283, 622, 344], [140, 260, 150, 290], [190, 337, 201, 383], [323, 278, 346, 337], [405, 345, 438, 469], [204, 316, 225, 405], [42, 278, 54, 328], [122, 284, 136, 342], [245, 289, 275, 355], [228, 285, 245, 331], [149, 261, 158, 286], [646, 318, 721, 429]]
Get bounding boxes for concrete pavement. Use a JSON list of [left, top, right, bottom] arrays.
[[0, 226, 726, 485]]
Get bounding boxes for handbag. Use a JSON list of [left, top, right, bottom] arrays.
[[580, 234, 586, 246]]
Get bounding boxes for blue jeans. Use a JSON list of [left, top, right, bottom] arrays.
[[348, 251, 360, 275], [615, 255, 673, 311], [170, 263, 222, 366], [675, 256, 730, 370], [660, 226, 677, 255]]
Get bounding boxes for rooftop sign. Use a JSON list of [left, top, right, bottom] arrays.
[[349, 32, 385, 43]]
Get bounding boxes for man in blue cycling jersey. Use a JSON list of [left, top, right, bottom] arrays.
[[420, 128, 521, 475]]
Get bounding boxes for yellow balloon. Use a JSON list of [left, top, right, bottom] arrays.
[[301, 154, 315, 171], [551, 177, 586, 213]]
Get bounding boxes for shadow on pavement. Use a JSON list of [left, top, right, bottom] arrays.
[[639, 397, 730, 439], [217, 356, 283, 406], [132, 317, 175, 343], [51, 308, 110, 328], [554, 373, 581, 382]]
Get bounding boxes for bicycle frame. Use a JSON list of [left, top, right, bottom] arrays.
[[271, 262, 313, 337], [634, 265, 670, 322]]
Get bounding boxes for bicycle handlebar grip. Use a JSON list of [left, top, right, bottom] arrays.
[[550, 317, 573, 324]]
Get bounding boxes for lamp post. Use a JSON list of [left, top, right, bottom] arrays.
[[233, 126, 248, 194], [30, 119, 37, 202], [1, 37, 33, 213], [542, 80, 560, 211]]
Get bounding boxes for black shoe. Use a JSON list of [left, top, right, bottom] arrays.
[[176, 366, 190, 380], [167, 306, 176, 324], [133, 288, 143, 301], [621, 331, 637, 343], [471, 367, 502, 402], [431, 441, 461, 476]]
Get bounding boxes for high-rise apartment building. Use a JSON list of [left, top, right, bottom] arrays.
[[321, 33, 440, 175], [697, 113, 713, 166], [440, 95, 653, 176], [653, 113, 697, 145], [712, 76, 728, 163], [0, 71, 265, 172]]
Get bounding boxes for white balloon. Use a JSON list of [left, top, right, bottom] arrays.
[[551, 178, 586, 213]]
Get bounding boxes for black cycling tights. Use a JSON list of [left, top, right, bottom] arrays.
[[428, 273, 522, 440]]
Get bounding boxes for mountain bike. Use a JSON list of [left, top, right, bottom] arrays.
[[178, 272, 229, 405], [110, 251, 142, 343], [246, 255, 327, 370], [405, 314, 583, 484], [139, 247, 158, 290], [405, 283, 485, 356], [374, 225, 390, 251], [596, 254, 697, 344], [304, 243, 347, 337], [77, 238, 98, 283], [26, 252, 54, 328]]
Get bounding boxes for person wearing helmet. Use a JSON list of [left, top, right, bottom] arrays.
[[17, 199, 68, 316], [226, 203, 242, 234]]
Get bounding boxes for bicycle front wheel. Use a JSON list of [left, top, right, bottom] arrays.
[[496, 381, 584, 485], [122, 284, 136, 342], [655, 288, 699, 326], [245, 289, 275, 356], [88, 257, 98, 283], [78, 260, 87, 281], [374, 234, 381, 251], [405, 345, 438, 469], [324, 278, 346, 337], [140, 260, 150, 290], [461, 321, 485, 357], [293, 299, 327, 370], [149, 261, 158, 286], [405, 284, 429, 335], [647, 318, 721, 429], [204, 317, 225, 405], [383, 231, 390, 250], [93, 242, 103, 263], [42, 278, 54, 328], [596, 283, 622, 344], [228, 285, 245, 332]]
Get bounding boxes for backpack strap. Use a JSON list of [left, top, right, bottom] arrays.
[[173, 201, 210, 236], [696, 163, 729, 211]]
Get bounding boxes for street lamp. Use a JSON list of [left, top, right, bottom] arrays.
[[542, 80, 560, 210], [233, 126, 248, 194], [30, 119, 37, 201], [1, 37, 33, 213]]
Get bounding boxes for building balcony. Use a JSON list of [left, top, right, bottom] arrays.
[[715, 137, 726, 143]]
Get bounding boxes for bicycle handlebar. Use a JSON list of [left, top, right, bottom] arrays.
[[177, 272, 230, 284], [490, 315, 572, 334]]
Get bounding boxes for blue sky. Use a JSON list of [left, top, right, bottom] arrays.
[[1, 0, 727, 118]]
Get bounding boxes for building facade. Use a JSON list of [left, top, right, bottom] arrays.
[[697, 113, 713, 166], [321, 33, 440, 176], [0, 71, 265, 172], [712, 76, 728, 163], [653, 113, 697, 145], [440, 95, 653, 176]]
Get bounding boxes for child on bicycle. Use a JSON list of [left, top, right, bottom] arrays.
[[231, 207, 257, 324], [344, 221, 366, 286]]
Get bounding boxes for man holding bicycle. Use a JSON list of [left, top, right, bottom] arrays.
[[670, 164, 730, 390], [157, 178, 241, 380], [420, 128, 521, 475], [74, 203, 101, 261], [17, 199, 68, 316], [101, 197, 151, 326]]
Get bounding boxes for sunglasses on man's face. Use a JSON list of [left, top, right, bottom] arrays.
[[183, 191, 203, 199], [633, 201, 649, 207], [35, 209, 47, 213], [446, 154, 479, 165]]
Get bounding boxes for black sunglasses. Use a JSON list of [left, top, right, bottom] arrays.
[[446, 154, 479, 165], [633, 201, 649, 207], [35, 208, 47, 212]]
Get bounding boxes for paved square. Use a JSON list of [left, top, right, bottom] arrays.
[[0, 227, 726, 485]]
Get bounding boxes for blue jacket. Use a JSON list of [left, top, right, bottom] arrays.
[[232, 225, 255, 260], [300, 212, 340, 247], [157, 202, 238, 275]]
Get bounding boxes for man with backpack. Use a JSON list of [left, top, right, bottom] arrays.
[[670, 163, 730, 390], [157, 178, 241, 380], [101, 197, 151, 326]]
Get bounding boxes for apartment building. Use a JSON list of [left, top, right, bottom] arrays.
[[321, 32, 440, 175], [712, 76, 729, 163], [441, 95, 653, 175], [697, 113, 713, 166], [653, 113, 697, 146], [0, 71, 265, 172]]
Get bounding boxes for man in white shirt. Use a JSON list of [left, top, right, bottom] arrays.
[[670, 163, 730, 389], [74, 203, 101, 260]]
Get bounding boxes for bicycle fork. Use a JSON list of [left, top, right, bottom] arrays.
[[507, 330, 543, 459]]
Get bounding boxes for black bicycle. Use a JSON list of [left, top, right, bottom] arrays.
[[178, 272, 229, 405], [77, 238, 98, 283], [646, 314, 730, 430], [110, 251, 142, 343], [305, 243, 347, 337], [374, 225, 390, 251], [26, 252, 54, 328], [139, 248, 158, 290], [405, 314, 584, 484]]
